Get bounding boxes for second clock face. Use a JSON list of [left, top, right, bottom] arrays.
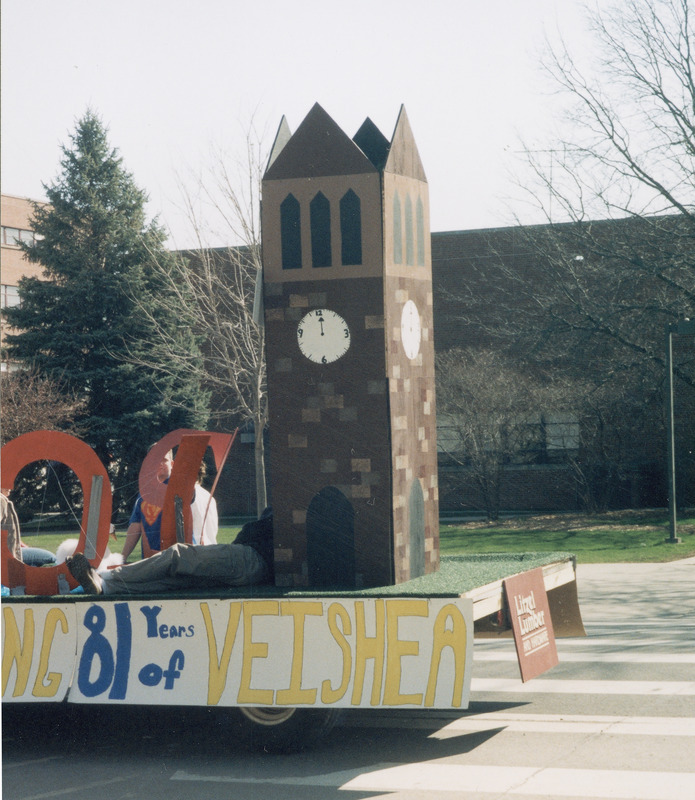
[[297, 309, 351, 364], [401, 300, 421, 360]]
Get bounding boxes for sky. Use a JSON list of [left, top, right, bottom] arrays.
[[1, 0, 597, 248]]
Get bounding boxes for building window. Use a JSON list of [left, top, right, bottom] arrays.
[[280, 194, 302, 270], [544, 413, 580, 462], [340, 190, 362, 265], [513, 412, 581, 464], [416, 196, 425, 266], [393, 193, 402, 264], [436, 410, 580, 466], [310, 192, 332, 268], [1, 227, 34, 247], [405, 194, 414, 266], [1, 284, 20, 308]]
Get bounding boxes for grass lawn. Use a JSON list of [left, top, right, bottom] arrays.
[[16, 509, 695, 565], [440, 509, 695, 563]]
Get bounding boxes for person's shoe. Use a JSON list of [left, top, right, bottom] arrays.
[[66, 553, 104, 595]]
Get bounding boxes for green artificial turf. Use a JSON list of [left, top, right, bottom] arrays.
[[3, 553, 573, 603]]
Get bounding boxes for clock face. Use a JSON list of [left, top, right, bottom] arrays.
[[400, 300, 421, 360], [297, 309, 351, 364]]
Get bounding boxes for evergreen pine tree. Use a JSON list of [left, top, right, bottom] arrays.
[[5, 110, 209, 513]]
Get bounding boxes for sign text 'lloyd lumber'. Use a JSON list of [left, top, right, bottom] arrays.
[[504, 568, 558, 682]]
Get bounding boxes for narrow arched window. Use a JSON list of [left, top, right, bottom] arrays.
[[280, 194, 302, 270], [405, 194, 414, 266], [409, 478, 425, 579], [416, 196, 425, 266], [310, 192, 332, 268], [393, 193, 402, 264], [340, 189, 362, 265]]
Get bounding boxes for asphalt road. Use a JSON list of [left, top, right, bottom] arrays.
[[3, 557, 695, 800]]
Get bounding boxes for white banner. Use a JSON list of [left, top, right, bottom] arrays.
[[2, 603, 77, 703], [3, 596, 473, 710]]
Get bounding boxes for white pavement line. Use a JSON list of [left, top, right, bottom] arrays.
[[479, 638, 689, 648], [3, 756, 62, 769], [583, 621, 695, 628], [18, 776, 133, 800], [171, 764, 400, 786], [341, 764, 695, 800], [471, 678, 695, 695], [543, 638, 688, 646], [172, 763, 695, 799], [475, 651, 695, 663], [434, 712, 695, 737]]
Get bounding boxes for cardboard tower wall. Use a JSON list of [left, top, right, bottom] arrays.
[[262, 104, 439, 587]]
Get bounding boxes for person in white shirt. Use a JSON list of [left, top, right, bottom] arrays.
[[191, 483, 218, 545]]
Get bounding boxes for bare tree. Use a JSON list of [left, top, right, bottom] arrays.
[[436, 349, 566, 520], [435, 1, 694, 512], [435, 346, 662, 515], [522, 0, 694, 223], [507, 0, 695, 387], [128, 124, 268, 514], [1, 369, 88, 518], [0, 368, 85, 447]]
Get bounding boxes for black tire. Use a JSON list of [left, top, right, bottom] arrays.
[[229, 706, 342, 753]]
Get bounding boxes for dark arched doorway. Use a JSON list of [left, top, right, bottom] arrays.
[[306, 486, 355, 587]]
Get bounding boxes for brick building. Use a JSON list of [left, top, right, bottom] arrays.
[[1, 194, 44, 369], [431, 221, 694, 514]]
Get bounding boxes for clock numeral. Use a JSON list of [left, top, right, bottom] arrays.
[[298, 327, 303, 338], [344, 328, 349, 338], [321, 356, 328, 364]]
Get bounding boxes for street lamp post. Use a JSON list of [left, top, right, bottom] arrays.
[[665, 319, 695, 544]]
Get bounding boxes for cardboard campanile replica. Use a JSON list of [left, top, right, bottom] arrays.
[[262, 103, 439, 588]]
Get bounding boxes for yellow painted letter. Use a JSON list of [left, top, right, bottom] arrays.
[[425, 604, 468, 707], [321, 603, 352, 704], [276, 601, 322, 705], [384, 599, 428, 706], [351, 600, 385, 706], [237, 600, 278, 705], [201, 602, 242, 706], [33, 608, 69, 698], [2, 607, 35, 698]]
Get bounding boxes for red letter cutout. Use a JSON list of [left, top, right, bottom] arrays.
[[138, 429, 237, 554], [1, 431, 112, 595]]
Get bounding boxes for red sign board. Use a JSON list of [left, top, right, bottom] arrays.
[[504, 568, 558, 682]]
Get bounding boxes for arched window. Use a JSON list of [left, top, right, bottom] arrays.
[[340, 189, 362, 265], [280, 194, 302, 270], [405, 194, 414, 266], [416, 196, 425, 266], [310, 192, 332, 268], [393, 193, 403, 264]]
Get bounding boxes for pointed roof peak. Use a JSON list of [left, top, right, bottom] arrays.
[[266, 115, 292, 173], [385, 105, 427, 182], [264, 104, 377, 180], [353, 117, 390, 171]]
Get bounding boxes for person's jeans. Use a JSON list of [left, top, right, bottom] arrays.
[[21, 547, 57, 567], [100, 543, 269, 595]]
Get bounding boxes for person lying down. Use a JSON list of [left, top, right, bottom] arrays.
[[67, 508, 273, 595]]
